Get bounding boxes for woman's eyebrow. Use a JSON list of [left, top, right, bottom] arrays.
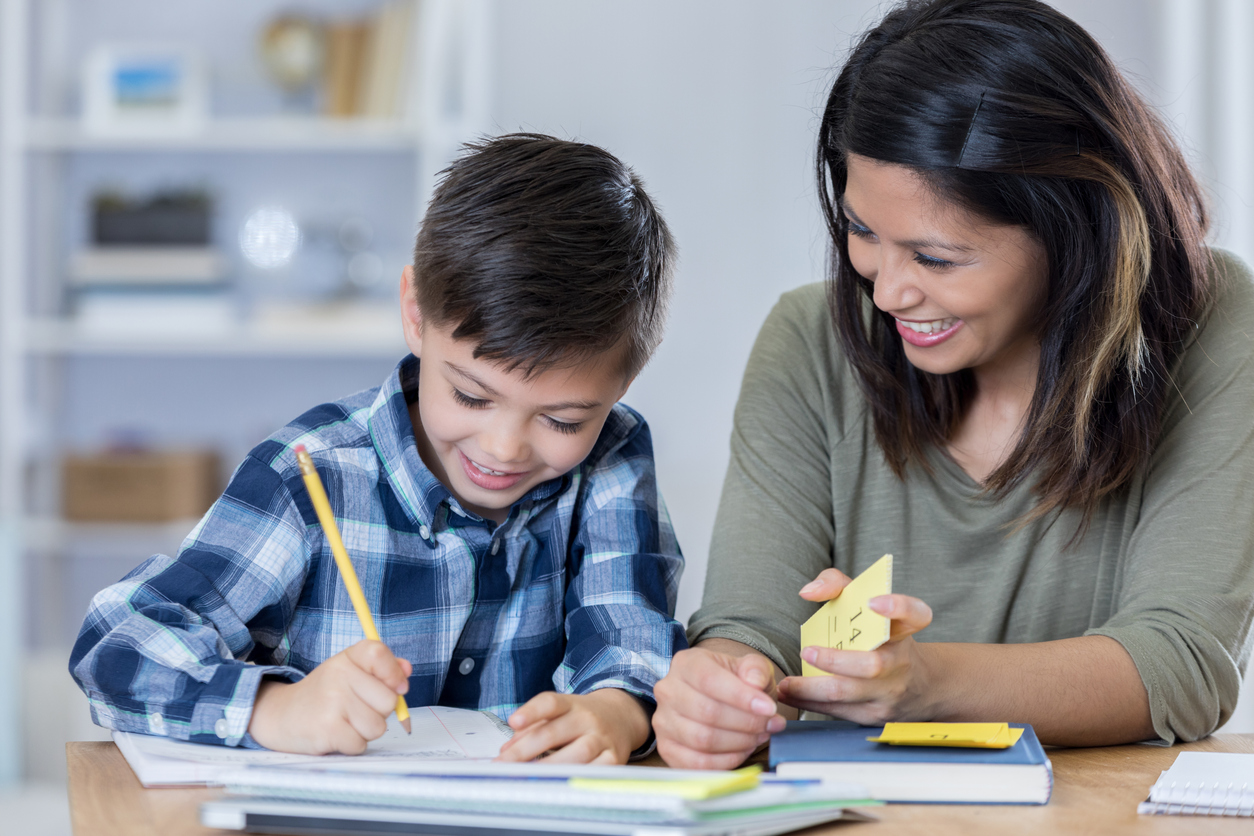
[[838, 194, 974, 254]]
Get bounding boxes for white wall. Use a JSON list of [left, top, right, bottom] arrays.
[[490, 0, 1253, 733]]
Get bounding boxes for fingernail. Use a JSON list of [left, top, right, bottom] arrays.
[[768, 716, 787, 733], [799, 580, 822, 594], [802, 647, 817, 664], [750, 697, 776, 715], [868, 596, 890, 614]]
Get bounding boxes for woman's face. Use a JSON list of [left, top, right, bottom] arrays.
[[842, 153, 1049, 381]]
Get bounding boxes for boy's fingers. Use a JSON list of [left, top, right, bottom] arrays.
[[539, 734, 607, 765], [497, 718, 568, 762], [347, 664, 408, 717], [346, 640, 410, 694], [343, 697, 390, 747], [508, 692, 567, 729]]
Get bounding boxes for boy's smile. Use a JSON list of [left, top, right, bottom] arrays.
[[400, 268, 632, 524]]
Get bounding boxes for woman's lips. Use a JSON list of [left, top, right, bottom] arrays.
[[458, 450, 527, 491], [895, 318, 964, 347]]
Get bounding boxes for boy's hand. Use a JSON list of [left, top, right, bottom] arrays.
[[496, 689, 650, 764], [248, 639, 412, 755]]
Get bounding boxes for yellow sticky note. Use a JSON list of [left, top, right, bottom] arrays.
[[800, 554, 893, 676], [568, 765, 761, 800], [866, 722, 1025, 748]]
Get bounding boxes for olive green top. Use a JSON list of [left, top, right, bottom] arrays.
[[688, 251, 1254, 744]]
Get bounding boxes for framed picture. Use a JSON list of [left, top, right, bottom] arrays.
[[82, 45, 208, 137]]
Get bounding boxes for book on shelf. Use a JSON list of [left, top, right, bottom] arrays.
[[1138, 752, 1254, 816], [324, 0, 420, 119], [72, 287, 236, 336], [769, 720, 1053, 804], [69, 247, 225, 286]]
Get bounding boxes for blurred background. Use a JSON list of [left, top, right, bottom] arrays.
[[0, 0, 1250, 830]]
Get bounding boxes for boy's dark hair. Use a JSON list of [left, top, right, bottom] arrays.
[[411, 133, 676, 379]]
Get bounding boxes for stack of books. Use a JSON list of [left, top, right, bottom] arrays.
[[324, 0, 420, 119]]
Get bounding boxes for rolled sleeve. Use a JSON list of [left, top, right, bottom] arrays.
[[555, 412, 687, 701], [69, 455, 312, 746]]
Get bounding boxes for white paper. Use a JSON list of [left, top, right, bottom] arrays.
[[114, 706, 512, 786]]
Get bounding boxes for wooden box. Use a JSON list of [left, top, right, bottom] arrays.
[[62, 450, 220, 522]]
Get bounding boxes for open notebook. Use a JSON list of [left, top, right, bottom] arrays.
[[114, 706, 512, 786], [1138, 752, 1254, 816]]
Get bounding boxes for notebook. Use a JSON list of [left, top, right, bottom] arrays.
[[202, 764, 877, 835], [1138, 752, 1254, 816], [769, 720, 1052, 804], [114, 706, 512, 786]]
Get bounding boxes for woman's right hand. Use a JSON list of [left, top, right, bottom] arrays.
[[652, 641, 789, 769]]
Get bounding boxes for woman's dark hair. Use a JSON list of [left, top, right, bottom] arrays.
[[413, 133, 675, 379], [818, 0, 1213, 529]]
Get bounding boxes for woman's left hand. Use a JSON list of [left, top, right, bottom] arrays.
[[775, 568, 936, 724]]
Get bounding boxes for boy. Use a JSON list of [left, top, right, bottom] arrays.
[[70, 134, 685, 764]]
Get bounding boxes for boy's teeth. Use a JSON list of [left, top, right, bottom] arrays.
[[898, 317, 956, 335], [471, 460, 506, 476]]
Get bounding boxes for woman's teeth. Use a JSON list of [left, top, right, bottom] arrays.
[[471, 459, 507, 476], [897, 317, 957, 335]]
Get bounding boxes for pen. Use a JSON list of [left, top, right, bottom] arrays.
[[293, 444, 412, 734]]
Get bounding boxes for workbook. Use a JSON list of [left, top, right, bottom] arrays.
[[1138, 752, 1254, 816], [202, 763, 877, 835], [769, 720, 1052, 804], [114, 706, 512, 786]]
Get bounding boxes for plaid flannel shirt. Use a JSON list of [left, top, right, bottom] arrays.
[[70, 355, 685, 747]]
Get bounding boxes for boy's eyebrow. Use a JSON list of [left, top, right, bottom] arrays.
[[837, 194, 974, 254], [445, 362, 602, 411]]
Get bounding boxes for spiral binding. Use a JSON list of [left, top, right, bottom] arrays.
[[1138, 778, 1254, 817]]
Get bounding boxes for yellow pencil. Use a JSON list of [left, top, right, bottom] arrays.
[[294, 444, 412, 734]]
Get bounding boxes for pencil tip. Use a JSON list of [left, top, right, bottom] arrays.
[[401, 717, 412, 734]]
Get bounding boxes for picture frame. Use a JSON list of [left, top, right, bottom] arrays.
[[82, 44, 208, 137]]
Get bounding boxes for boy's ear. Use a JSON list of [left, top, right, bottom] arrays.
[[400, 265, 424, 356]]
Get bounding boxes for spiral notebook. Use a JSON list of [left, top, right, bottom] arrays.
[[1138, 752, 1254, 816]]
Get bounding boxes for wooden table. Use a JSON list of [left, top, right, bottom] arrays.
[[67, 735, 1254, 835]]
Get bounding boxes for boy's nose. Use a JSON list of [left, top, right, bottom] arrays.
[[479, 426, 527, 466]]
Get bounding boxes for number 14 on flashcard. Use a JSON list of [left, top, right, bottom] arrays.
[[800, 554, 893, 676]]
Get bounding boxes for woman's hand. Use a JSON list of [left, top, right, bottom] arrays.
[[652, 641, 789, 770], [775, 568, 936, 725]]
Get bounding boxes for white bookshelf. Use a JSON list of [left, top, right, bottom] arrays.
[[0, 0, 491, 786]]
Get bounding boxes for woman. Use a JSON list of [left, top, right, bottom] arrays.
[[653, 0, 1254, 769]]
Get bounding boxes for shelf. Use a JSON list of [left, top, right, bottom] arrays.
[[25, 117, 423, 152], [25, 516, 200, 556], [25, 317, 408, 357]]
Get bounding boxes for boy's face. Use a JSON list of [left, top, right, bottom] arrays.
[[400, 268, 632, 524]]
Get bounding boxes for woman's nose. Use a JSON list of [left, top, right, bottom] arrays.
[[871, 254, 926, 313]]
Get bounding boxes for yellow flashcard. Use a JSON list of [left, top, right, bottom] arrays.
[[568, 765, 761, 800], [800, 553, 893, 676], [866, 722, 1025, 748]]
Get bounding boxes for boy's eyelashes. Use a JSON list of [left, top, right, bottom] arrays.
[[451, 386, 585, 435], [451, 387, 490, 409]]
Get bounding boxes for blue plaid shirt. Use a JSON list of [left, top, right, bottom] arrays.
[[70, 355, 685, 748]]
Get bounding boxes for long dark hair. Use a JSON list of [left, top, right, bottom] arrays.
[[817, 0, 1213, 528]]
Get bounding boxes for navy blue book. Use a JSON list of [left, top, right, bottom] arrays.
[[769, 721, 1052, 804]]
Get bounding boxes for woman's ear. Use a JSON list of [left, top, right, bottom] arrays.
[[400, 265, 424, 357]]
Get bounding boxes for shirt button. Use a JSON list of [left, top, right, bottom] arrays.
[[458, 657, 475, 675], [491, 539, 500, 555], [214, 718, 229, 739], [419, 525, 431, 539], [151, 713, 164, 732]]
